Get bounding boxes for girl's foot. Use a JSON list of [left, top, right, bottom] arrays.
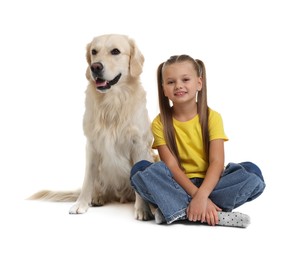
[[217, 211, 250, 228], [154, 208, 166, 224]]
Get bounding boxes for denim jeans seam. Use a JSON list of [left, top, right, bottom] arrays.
[[166, 207, 187, 224]]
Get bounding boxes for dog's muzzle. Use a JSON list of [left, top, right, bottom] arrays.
[[90, 62, 121, 93]]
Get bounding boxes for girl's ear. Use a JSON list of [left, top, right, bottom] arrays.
[[197, 76, 203, 91]]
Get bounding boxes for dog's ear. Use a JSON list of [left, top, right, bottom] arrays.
[[129, 39, 144, 77], [86, 42, 92, 64], [86, 42, 92, 80]]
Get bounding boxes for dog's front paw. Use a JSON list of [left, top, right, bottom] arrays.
[[134, 194, 153, 220], [69, 202, 89, 214], [135, 206, 154, 221]]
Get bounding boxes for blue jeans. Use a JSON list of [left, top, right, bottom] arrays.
[[130, 160, 266, 224]]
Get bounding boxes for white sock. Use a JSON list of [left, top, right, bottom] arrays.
[[154, 208, 166, 224], [217, 211, 250, 228]]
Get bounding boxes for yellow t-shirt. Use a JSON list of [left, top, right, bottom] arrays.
[[152, 108, 228, 179]]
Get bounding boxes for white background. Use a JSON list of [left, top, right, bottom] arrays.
[[0, 0, 302, 259]]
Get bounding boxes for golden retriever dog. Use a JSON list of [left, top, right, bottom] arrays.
[[29, 34, 155, 220]]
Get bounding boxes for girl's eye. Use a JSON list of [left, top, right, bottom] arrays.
[[183, 78, 190, 82], [167, 81, 174, 85]]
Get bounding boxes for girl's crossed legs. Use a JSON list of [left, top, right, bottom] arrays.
[[130, 160, 265, 228]]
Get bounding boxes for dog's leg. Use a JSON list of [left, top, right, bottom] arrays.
[[69, 141, 99, 214], [134, 192, 154, 220], [130, 134, 155, 220]]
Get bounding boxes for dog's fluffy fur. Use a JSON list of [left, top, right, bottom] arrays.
[[28, 34, 155, 220]]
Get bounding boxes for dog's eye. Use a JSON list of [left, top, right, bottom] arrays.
[[111, 48, 120, 55], [92, 49, 97, 55]]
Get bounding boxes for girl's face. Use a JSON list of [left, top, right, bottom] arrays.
[[162, 61, 202, 105]]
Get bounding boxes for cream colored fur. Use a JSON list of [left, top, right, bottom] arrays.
[[28, 34, 155, 220]]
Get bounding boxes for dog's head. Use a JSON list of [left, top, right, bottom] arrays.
[[86, 34, 144, 93]]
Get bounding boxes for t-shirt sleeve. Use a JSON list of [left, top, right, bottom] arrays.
[[208, 110, 229, 141], [152, 115, 167, 149]]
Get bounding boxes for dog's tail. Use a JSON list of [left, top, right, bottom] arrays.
[[27, 189, 80, 202]]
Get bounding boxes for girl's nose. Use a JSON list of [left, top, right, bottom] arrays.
[[175, 82, 183, 89]]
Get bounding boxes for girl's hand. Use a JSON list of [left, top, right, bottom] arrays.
[[204, 198, 222, 226], [186, 197, 222, 226]]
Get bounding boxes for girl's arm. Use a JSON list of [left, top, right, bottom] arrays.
[[157, 145, 198, 197], [196, 139, 225, 198]]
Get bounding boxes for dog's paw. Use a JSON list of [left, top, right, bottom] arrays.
[[134, 192, 154, 220], [69, 202, 89, 214], [134, 206, 154, 221], [91, 197, 105, 207]]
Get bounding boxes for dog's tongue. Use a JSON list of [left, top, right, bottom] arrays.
[[96, 80, 109, 88]]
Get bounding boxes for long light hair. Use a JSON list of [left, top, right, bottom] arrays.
[[157, 55, 209, 167]]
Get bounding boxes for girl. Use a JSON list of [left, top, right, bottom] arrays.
[[130, 55, 265, 227]]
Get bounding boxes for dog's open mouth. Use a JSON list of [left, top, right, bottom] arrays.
[[95, 73, 122, 93]]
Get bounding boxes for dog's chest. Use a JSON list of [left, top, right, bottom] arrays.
[[84, 107, 136, 152], [94, 126, 139, 168], [83, 88, 147, 156]]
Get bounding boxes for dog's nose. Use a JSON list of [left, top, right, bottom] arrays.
[[91, 62, 104, 75]]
